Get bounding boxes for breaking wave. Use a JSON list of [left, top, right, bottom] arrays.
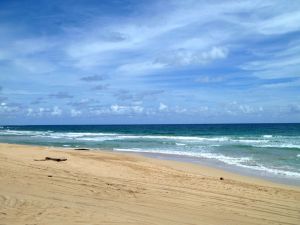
[[1, 127, 300, 179], [113, 148, 300, 178]]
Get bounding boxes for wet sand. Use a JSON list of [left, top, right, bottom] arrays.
[[0, 143, 299, 225]]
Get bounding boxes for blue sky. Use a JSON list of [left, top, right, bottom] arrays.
[[0, 0, 300, 124]]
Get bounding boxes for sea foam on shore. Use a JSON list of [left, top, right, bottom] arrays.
[[1, 124, 300, 182]]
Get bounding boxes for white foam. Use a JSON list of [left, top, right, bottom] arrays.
[[112, 135, 229, 142], [77, 137, 117, 141], [263, 135, 273, 138], [236, 163, 300, 178], [0, 130, 52, 136], [46, 133, 230, 143], [38, 132, 118, 141], [49, 132, 117, 138], [175, 143, 186, 146], [230, 139, 269, 144], [113, 148, 300, 178], [256, 144, 300, 149], [1, 130, 288, 146], [114, 148, 251, 165]]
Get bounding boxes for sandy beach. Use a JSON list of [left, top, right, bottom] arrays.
[[0, 143, 299, 225]]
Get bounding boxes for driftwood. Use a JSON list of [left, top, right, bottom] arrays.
[[45, 157, 67, 162], [34, 157, 67, 162], [74, 148, 90, 151]]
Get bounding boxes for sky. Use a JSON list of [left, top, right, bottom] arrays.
[[0, 0, 300, 125]]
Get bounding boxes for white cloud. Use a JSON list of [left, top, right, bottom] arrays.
[[1, 0, 300, 123], [38, 108, 45, 116], [156, 46, 228, 66], [51, 106, 62, 116], [258, 11, 300, 35], [239, 105, 254, 114], [62, 1, 243, 72], [206, 47, 228, 60], [117, 62, 165, 75], [26, 108, 33, 116], [110, 104, 125, 114], [0, 34, 57, 74], [92, 108, 110, 115], [0, 102, 20, 114], [224, 102, 264, 115], [241, 40, 300, 79], [174, 106, 187, 113], [25, 107, 52, 117], [195, 75, 225, 83], [110, 104, 144, 115], [242, 56, 300, 76], [70, 109, 82, 117], [159, 103, 168, 111], [132, 106, 144, 113]]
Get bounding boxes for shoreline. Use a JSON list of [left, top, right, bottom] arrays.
[[1, 143, 300, 224], [2, 141, 300, 187], [129, 151, 300, 187]]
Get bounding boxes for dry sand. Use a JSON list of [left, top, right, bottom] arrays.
[[0, 143, 299, 225]]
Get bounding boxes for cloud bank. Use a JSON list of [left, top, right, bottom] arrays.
[[0, 0, 299, 124]]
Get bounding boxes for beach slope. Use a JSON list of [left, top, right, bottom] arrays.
[[0, 143, 299, 225]]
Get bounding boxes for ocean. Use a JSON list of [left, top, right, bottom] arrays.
[[0, 124, 299, 185]]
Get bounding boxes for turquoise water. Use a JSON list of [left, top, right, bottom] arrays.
[[0, 124, 300, 183]]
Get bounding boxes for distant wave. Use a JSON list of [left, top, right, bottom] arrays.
[[254, 144, 300, 149], [1, 129, 300, 149], [262, 135, 273, 138], [230, 139, 269, 144], [114, 147, 252, 164], [175, 143, 186, 146], [1, 127, 300, 179]]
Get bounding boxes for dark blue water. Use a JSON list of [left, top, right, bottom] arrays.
[[1, 124, 300, 183]]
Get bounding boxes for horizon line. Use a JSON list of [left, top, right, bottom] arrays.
[[1, 122, 300, 126]]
